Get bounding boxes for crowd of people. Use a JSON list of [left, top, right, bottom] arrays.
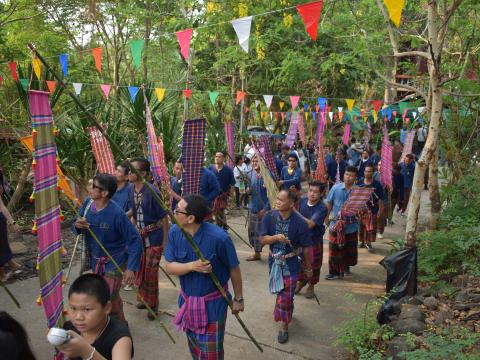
[[0, 124, 427, 359]]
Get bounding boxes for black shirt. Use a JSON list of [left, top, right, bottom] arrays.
[[64, 317, 133, 359]]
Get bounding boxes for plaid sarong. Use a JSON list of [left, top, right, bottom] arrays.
[[298, 243, 323, 285], [29, 91, 65, 339], [400, 130, 415, 163], [248, 212, 263, 253], [328, 231, 358, 275], [187, 315, 227, 360], [274, 274, 297, 324], [256, 135, 279, 179], [359, 212, 377, 244], [224, 122, 234, 168], [285, 112, 299, 148], [88, 126, 115, 175], [182, 119, 206, 195], [104, 269, 126, 322], [136, 246, 163, 308]]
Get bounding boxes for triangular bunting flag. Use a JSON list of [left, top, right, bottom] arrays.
[[129, 39, 144, 69], [255, 100, 260, 108], [263, 95, 273, 109], [296, 0, 324, 41], [279, 101, 285, 110], [236, 91, 246, 104], [183, 89, 192, 100], [32, 58, 41, 79], [317, 97, 327, 109], [315, 104, 320, 112], [209, 91, 219, 106], [8, 62, 18, 81], [128, 86, 139, 102], [46, 80, 56, 93], [303, 103, 309, 112], [73, 83, 83, 95], [412, 111, 417, 119], [92, 47, 102, 72], [345, 99, 355, 112], [290, 96, 300, 109], [59, 54, 68, 77], [371, 100, 383, 113], [176, 29, 193, 61], [383, 0, 405, 27], [231, 16, 253, 53], [19, 79, 29, 91], [155, 88, 166, 102], [100, 84, 111, 100], [399, 101, 408, 115]]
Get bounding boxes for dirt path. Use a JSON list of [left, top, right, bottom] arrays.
[[1, 190, 431, 359]]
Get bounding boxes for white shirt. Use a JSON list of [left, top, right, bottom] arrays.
[[417, 127, 427, 142]]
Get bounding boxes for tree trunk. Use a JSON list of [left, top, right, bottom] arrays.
[[7, 157, 32, 211], [428, 141, 441, 229]]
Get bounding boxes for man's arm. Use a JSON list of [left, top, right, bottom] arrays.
[[230, 266, 244, 313]]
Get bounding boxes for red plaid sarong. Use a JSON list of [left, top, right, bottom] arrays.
[[328, 231, 358, 275], [359, 211, 377, 244], [298, 243, 323, 285], [274, 274, 298, 324], [104, 269, 126, 323], [187, 315, 227, 360], [136, 246, 163, 308], [88, 126, 116, 175], [182, 119, 206, 195]]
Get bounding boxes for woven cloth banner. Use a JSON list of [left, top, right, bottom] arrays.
[[29, 91, 65, 352], [182, 118, 206, 195], [314, 139, 328, 183], [144, 93, 170, 188], [224, 122, 234, 168], [298, 112, 306, 144], [342, 123, 351, 145], [380, 127, 393, 190], [400, 130, 415, 163], [88, 127, 115, 175], [285, 111, 299, 148], [256, 135, 279, 180], [343, 187, 375, 215]]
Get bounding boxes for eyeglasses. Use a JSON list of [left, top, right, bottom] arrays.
[[92, 183, 105, 191], [174, 208, 190, 216]]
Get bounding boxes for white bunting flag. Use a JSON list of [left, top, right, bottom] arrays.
[[412, 111, 417, 119], [328, 112, 333, 120], [73, 83, 83, 95], [255, 100, 260, 108], [231, 16, 253, 53], [338, 107, 343, 113], [263, 95, 273, 109]]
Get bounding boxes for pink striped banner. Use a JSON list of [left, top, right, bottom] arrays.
[[342, 123, 351, 145], [285, 111, 299, 148], [88, 127, 116, 175]]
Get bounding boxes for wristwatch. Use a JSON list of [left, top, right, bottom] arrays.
[[233, 297, 244, 304]]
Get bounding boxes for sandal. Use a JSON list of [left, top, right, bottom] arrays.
[[246, 254, 261, 262]]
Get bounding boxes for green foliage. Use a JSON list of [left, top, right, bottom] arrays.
[[400, 327, 480, 360], [334, 299, 395, 357]]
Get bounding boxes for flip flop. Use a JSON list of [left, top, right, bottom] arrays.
[[245, 255, 261, 262]]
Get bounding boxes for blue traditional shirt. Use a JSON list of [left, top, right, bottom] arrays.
[[72, 200, 142, 272], [400, 162, 416, 189], [164, 223, 240, 322], [170, 176, 182, 210], [247, 170, 270, 214], [111, 183, 132, 213], [326, 183, 359, 234], [198, 168, 221, 206], [128, 184, 167, 247], [393, 172, 405, 200], [259, 210, 312, 276], [298, 197, 328, 244], [327, 160, 347, 184], [208, 165, 235, 194], [275, 158, 283, 178], [280, 166, 302, 190], [357, 179, 384, 214]]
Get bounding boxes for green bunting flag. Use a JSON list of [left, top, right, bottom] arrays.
[[19, 79, 29, 91], [129, 39, 144, 69], [209, 91, 219, 106], [399, 101, 408, 114]]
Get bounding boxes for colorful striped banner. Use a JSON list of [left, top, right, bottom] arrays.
[[342, 123, 351, 145], [181, 118, 206, 195], [400, 130, 415, 163], [285, 111, 299, 148], [298, 113, 306, 144], [88, 126, 116, 175], [256, 135, 279, 180]]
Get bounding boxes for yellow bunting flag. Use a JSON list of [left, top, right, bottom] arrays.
[[155, 88, 166, 102], [32, 58, 41, 79], [345, 99, 355, 112], [383, 0, 405, 27], [279, 101, 285, 110], [373, 110, 378, 123]]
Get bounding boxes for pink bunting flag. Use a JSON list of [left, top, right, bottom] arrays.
[[290, 95, 300, 109], [342, 123, 351, 145], [176, 29, 193, 61], [100, 84, 111, 100], [296, 0, 324, 41]]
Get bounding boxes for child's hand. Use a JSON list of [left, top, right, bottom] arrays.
[[57, 331, 94, 359]]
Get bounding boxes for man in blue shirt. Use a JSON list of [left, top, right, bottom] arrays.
[[111, 161, 133, 215], [327, 149, 348, 187], [325, 166, 359, 280], [295, 181, 328, 299], [73, 173, 143, 323], [209, 152, 235, 230], [260, 189, 312, 344], [128, 157, 169, 320], [165, 194, 244, 360], [357, 150, 373, 181], [246, 155, 270, 262], [278, 153, 302, 192], [400, 154, 415, 216]]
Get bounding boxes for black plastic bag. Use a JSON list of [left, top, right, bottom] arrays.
[[377, 246, 417, 325]]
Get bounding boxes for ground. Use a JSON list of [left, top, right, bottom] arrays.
[[1, 190, 431, 360]]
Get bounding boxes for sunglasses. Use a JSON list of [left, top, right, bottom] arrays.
[[92, 183, 105, 191], [174, 208, 190, 216]]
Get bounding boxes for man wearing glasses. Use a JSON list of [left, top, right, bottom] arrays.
[[165, 194, 244, 359], [73, 173, 143, 323], [278, 153, 302, 192]]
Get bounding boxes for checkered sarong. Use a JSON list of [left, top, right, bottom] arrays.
[[182, 119, 206, 195], [298, 243, 323, 285], [359, 212, 377, 244], [274, 274, 298, 324], [329, 231, 358, 275], [187, 315, 226, 360], [256, 135, 279, 179], [136, 246, 163, 308], [88, 126, 115, 175]]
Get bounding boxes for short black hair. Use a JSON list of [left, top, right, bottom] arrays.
[[0, 311, 36, 360], [68, 274, 111, 306], [345, 166, 358, 176], [215, 151, 226, 157], [406, 154, 415, 160], [93, 173, 117, 199], [131, 157, 150, 173], [365, 164, 375, 171], [308, 180, 326, 193], [279, 189, 298, 203], [117, 160, 130, 175], [183, 194, 211, 223]]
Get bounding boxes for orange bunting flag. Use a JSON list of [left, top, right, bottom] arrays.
[[296, 0, 324, 41], [236, 91, 246, 104], [46, 81, 56, 93], [183, 89, 192, 100], [383, 0, 405, 27], [92, 47, 102, 72], [345, 99, 355, 112]]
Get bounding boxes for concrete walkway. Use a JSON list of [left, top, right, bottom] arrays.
[[1, 190, 430, 360]]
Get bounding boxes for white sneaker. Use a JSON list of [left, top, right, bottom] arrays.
[[377, 233, 384, 239]]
